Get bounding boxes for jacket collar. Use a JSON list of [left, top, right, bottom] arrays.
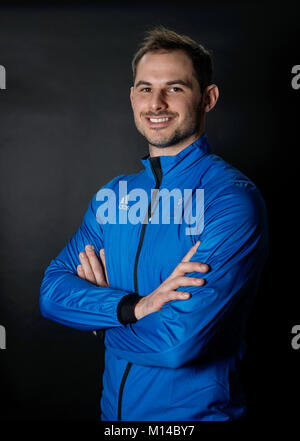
[[141, 133, 210, 183]]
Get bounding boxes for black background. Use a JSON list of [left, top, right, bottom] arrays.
[[0, 0, 298, 425]]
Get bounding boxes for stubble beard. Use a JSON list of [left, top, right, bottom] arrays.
[[145, 121, 200, 148], [135, 103, 203, 149]]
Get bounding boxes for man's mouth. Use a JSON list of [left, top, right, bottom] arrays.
[[149, 117, 170, 123], [144, 115, 174, 128]]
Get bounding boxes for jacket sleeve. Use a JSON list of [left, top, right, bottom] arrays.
[[40, 181, 136, 331], [104, 184, 269, 367]]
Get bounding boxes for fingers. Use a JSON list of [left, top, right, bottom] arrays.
[[140, 241, 208, 319], [169, 241, 201, 278], [99, 249, 109, 285], [170, 241, 209, 278], [78, 249, 97, 284], [153, 289, 191, 311], [181, 240, 201, 262], [77, 264, 85, 279], [176, 261, 210, 275], [152, 276, 206, 311], [136, 287, 192, 319], [169, 275, 206, 290], [85, 245, 107, 286], [77, 245, 107, 287]]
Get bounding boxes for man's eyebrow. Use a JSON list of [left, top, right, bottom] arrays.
[[165, 80, 193, 88], [134, 79, 193, 88], [135, 80, 152, 88]]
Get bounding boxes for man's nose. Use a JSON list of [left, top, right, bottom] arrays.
[[149, 90, 168, 112]]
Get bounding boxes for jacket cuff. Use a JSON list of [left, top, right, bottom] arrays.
[[117, 293, 142, 325]]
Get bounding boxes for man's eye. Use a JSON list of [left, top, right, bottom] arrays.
[[141, 88, 151, 93], [170, 87, 182, 92]]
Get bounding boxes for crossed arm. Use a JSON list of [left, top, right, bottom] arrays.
[[76, 186, 267, 368], [40, 190, 209, 332], [40, 184, 268, 368], [77, 241, 209, 321]]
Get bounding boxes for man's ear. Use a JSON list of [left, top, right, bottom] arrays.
[[130, 86, 134, 109], [203, 84, 219, 113]]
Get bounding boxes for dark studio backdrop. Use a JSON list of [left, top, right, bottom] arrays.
[[0, 1, 298, 424]]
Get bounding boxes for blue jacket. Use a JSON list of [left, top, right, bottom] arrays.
[[40, 134, 268, 421]]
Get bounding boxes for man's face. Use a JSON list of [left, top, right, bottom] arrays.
[[130, 49, 203, 149]]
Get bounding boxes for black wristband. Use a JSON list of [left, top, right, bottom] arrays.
[[117, 293, 142, 325]]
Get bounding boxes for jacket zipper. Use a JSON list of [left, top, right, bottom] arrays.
[[117, 156, 162, 421]]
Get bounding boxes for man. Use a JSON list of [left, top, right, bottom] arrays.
[[40, 27, 268, 421]]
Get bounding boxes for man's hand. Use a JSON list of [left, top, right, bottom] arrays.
[[77, 245, 109, 287], [134, 241, 209, 320]]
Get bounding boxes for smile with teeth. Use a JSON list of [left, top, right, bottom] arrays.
[[149, 117, 170, 123]]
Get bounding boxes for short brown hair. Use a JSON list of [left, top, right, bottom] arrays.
[[132, 26, 213, 93]]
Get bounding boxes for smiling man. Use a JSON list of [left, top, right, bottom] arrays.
[[40, 27, 268, 421], [131, 46, 217, 155]]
